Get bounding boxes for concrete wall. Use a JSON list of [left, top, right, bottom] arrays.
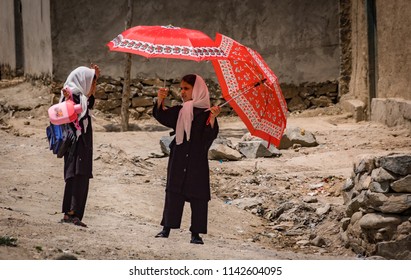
[[50, 0, 341, 84], [371, 98, 411, 130], [21, 0, 52, 78], [376, 0, 411, 100], [0, 0, 16, 74], [372, 0, 411, 128]]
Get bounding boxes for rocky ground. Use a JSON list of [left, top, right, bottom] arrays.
[[0, 80, 410, 260]]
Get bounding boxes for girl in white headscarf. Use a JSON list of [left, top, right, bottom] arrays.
[[60, 66, 97, 136], [153, 74, 221, 244], [60, 64, 100, 227]]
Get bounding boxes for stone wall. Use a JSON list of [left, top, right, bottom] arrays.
[[50, 77, 340, 118], [282, 81, 339, 111], [341, 154, 411, 259]]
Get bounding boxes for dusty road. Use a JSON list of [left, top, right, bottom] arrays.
[[0, 82, 410, 260]]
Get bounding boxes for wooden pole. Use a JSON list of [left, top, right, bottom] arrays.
[[120, 0, 133, 131]]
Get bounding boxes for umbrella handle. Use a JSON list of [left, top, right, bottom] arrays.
[[163, 58, 169, 88]]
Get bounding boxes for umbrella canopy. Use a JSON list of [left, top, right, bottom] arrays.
[[107, 25, 226, 62], [212, 33, 288, 147]]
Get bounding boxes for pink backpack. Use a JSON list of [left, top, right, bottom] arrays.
[[48, 87, 82, 130]]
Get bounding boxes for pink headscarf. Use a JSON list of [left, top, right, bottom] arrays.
[[175, 75, 210, 145]]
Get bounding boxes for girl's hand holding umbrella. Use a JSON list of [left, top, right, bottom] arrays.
[[157, 87, 168, 109], [90, 63, 100, 79], [207, 106, 221, 128], [88, 63, 100, 97]]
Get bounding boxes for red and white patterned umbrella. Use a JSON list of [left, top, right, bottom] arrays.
[[107, 25, 226, 62], [212, 33, 288, 147]]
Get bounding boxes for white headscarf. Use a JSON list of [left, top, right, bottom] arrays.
[[175, 75, 211, 145], [60, 66, 95, 120]]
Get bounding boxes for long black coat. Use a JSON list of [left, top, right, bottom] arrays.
[[63, 95, 93, 181], [153, 103, 219, 201]]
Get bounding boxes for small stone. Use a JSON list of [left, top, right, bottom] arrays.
[[302, 196, 318, 203], [310, 236, 327, 247]]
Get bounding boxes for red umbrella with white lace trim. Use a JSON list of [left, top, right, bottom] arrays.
[[212, 33, 288, 148], [107, 25, 226, 62]]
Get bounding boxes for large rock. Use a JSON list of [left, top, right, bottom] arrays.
[[376, 235, 411, 260], [131, 96, 154, 107], [358, 213, 402, 230], [345, 190, 366, 216], [159, 135, 174, 155], [366, 191, 411, 214], [231, 197, 263, 210], [94, 99, 122, 111], [208, 143, 243, 161], [354, 156, 376, 174], [279, 126, 318, 149], [369, 181, 390, 193], [237, 141, 281, 158], [238, 133, 282, 157], [377, 154, 411, 176], [391, 175, 411, 193], [341, 99, 366, 122], [371, 167, 396, 182]]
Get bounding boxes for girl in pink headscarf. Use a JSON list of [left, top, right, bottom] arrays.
[[153, 74, 221, 244]]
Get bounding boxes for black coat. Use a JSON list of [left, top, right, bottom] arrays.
[[153, 103, 219, 200], [63, 95, 94, 181]]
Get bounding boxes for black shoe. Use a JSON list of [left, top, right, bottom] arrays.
[[155, 228, 170, 238], [190, 233, 204, 245]]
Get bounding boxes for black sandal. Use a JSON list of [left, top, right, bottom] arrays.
[[60, 214, 73, 224], [155, 227, 170, 238], [72, 217, 87, 227], [190, 233, 204, 245]]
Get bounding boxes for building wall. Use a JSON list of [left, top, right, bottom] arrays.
[[50, 0, 341, 85], [0, 0, 16, 76], [346, 0, 411, 127], [376, 0, 411, 100], [21, 0, 52, 78], [344, 0, 369, 106], [348, 0, 411, 103]]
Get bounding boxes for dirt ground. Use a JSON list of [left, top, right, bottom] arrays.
[[0, 81, 410, 260]]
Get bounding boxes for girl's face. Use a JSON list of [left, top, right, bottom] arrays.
[[180, 80, 193, 102]]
